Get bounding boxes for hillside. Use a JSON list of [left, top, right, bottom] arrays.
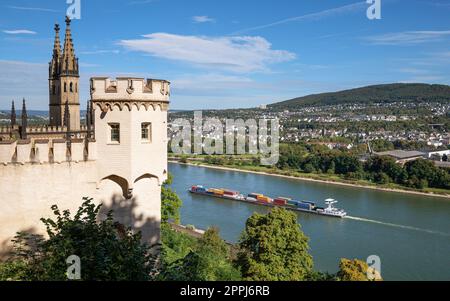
[[270, 83, 450, 109]]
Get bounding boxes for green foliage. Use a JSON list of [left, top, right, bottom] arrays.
[[237, 207, 313, 281], [160, 224, 198, 266], [161, 173, 183, 224], [337, 258, 382, 281], [0, 259, 30, 281], [161, 227, 241, 281], [371, 139, 395, 152], [270, 83, 450, 109], [276, 142, 449, 191], [405, 159, 450, 189], [2, 198, 154, 281]]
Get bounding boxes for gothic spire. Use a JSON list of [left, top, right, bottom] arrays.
[[11, 100, 16, 126], [21, 98, 27, 139], [61, 16, 78, 75], [53, 23, 61, 58]]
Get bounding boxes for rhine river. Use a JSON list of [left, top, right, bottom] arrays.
[[169, 163, 450, 281]]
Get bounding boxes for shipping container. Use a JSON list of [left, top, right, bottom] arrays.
[[248, 193, 260, 199], [223, 190, 238, 196], [274, 198, 287, 206], [257, 196, 272, 203], [287, 200, 300, 206], [297, 202, 312, 210], [302, 201, 316, 206]]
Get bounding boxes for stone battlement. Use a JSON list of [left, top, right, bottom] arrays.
[[0, 138, 96, 165], [90, 77, 170, 103], [0, 125, 89, 134]]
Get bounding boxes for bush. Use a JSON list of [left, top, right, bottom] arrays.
[[2, 198, 156, 281]]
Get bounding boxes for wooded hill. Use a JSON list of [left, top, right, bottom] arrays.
[[270, 83, 450, 109]]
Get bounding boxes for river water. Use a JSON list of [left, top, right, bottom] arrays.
[[169, 163, 450, 280]]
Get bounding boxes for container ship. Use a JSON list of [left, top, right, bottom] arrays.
[[189, 185, 347, 218]]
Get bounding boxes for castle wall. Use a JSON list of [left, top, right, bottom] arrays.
[[0, 77, 168, 257], [0, 161, 97, 256], [0, 159, 162, 257]]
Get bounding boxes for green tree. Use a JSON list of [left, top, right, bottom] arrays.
[[236, 207, 313, 281], [2, 198, 154, 281], [161, 227, 241, 281], [161, 173, 183, 224], [337, 258, 382, 281], [405, 159, 449, 189]]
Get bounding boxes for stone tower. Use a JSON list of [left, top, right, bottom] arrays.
[[49, 16, 80, 130], [90, 77, 170, 243]]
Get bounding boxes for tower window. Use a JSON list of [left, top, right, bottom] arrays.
[[64, 83, 67, 92], [141, 123, 152, 142], [109, 123, 120, 143], [70, 82, 73, 92]]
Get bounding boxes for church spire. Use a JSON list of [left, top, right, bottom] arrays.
[[21, 98, 27, 139], [49, 23, 61, 79], [11, 100, 16, 126], [53, 23, 61, 58], [61, 16, 78, 76]]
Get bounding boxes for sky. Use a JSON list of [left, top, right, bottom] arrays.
[[0, 0, 449, 110]]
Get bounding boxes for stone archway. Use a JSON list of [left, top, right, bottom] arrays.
[[100, 175, 131, 199]]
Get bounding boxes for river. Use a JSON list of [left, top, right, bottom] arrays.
[[169, 162, 450, 280]]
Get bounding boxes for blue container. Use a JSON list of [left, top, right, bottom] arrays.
[[297, 203, 312, 210], [287, 200, 300, 206]]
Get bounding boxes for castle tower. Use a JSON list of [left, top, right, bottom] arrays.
[[90, 77, 170, 243], [49, 17, 80, 130]]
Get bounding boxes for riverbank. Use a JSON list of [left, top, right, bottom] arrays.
[[169, 160, 450, 199]]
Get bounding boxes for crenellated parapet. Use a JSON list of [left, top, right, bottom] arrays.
[[90, 77, 170, 112], [0, 138, 97, 165]]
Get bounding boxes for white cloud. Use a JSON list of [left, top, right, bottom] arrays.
[[119, 33, 296, 73], [192, 16, 215, 23], [6, 5, 59, 12], [366, 30, 450, 45], [3, 29, 37, 35], [233, 1, 366, 34]]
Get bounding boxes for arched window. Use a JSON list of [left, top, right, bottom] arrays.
[[64, 82, 67, 92], [70, 82, 73, 92], [75, 83, 78, 93], [52, 84, 56, 95]]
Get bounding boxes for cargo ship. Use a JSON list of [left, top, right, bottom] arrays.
[[189, 186, 347, 218]]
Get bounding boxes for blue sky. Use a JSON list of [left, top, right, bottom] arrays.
[[0, 0, 449, 110]]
